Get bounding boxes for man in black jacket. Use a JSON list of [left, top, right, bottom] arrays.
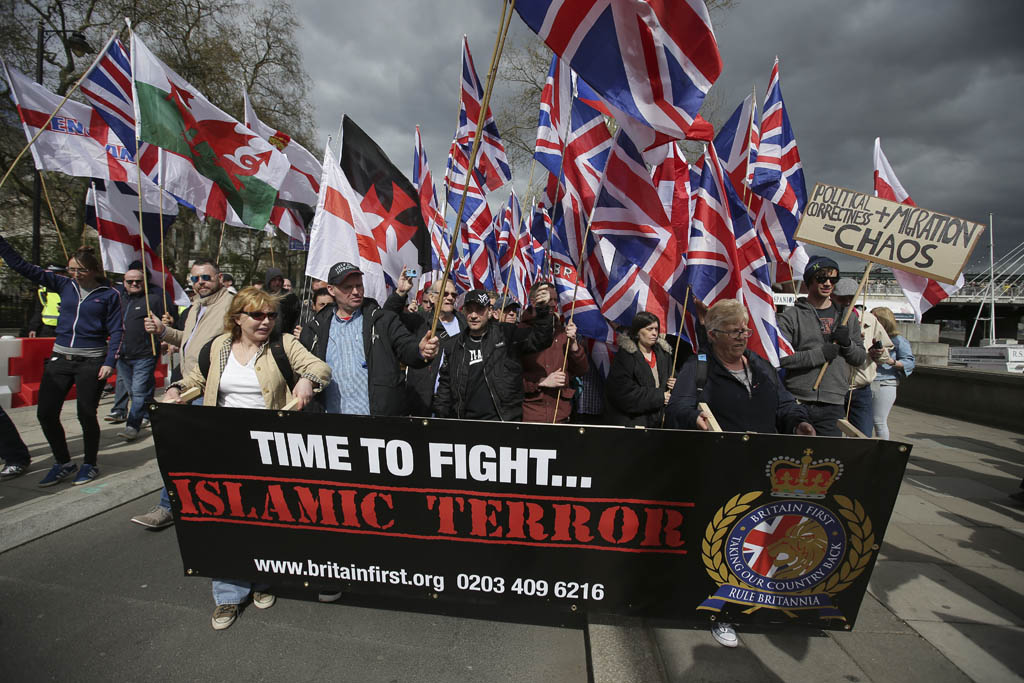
[[433, 288, 554, 421], [299, 262, 438, 416], [384, 273, 467, 416], [116, 267, 174, 441]]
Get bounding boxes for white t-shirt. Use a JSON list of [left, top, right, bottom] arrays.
[[217, 351, 266, 409]]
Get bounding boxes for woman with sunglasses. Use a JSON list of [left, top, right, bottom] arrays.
[[163, 287, 331, 630], [0, 235, 122, 485]]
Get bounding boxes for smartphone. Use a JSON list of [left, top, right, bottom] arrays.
[[403, 267, 419, 278]]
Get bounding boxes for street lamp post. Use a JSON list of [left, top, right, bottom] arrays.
[[31, 23, 93, 265]]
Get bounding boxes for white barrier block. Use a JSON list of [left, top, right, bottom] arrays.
[[0, 337, 23, 400], [0, 385, 11, 410]]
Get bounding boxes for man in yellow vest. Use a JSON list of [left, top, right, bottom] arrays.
[[27, 264, 64, 338]]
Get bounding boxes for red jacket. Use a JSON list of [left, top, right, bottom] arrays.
[[520, 310, 588, 423]]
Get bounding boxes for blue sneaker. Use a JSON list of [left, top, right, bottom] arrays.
[[39, 462, 77, 487], [73, 464, 99, 486]]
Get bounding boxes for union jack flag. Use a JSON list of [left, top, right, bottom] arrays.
[[748, 58, 809, 284], [413, 126, 450, 273], [496, 188, 533, 303], [455, 36, 512, 193], [549, 229, 612, 342], [535, 56, 572, 181], [873, 137, 964, 322], [529, 202, 552, 279], [515, 0, 722, 142], [689, 143, 792, 366], [714, 92, 759, 202], [446, 139, 495, 289]]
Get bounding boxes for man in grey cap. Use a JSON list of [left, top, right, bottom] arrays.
[[299, 261, 439, 415], [493, 294, 521, 324], [832, 277, 892, 436], [777, 256, 866, 436]]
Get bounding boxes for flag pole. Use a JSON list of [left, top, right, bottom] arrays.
[[429, 0, 516, 339], [216, 221, 227, 263], [812, 262, 871, 391], [38, 173, 69, 261], [134, 133, 157, 356], [0, 30, 118, 192], [157, 150, 170, 317], [661, 286, 692, 427]]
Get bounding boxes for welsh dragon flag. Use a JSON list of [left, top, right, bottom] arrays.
[[130, 33, 290, 229]]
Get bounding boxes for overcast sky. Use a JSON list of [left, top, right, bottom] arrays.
[[293, 0, 1024, 274]]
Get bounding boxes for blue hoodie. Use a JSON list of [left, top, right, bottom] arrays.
[[0, 236, 123, 366]]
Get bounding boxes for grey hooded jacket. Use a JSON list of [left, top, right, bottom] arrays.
[[777, 298, 866, 406]]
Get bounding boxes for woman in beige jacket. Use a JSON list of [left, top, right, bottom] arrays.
[[163, 286, 331, 630]]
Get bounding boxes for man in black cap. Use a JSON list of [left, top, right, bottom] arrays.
[[777, 255, 866, 436], [433, 287, 553, 421], [300, 262, 439, 415], [493, 294, 521, 324]]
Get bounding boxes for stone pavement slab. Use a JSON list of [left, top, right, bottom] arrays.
[[908, 622, 1024, 683]]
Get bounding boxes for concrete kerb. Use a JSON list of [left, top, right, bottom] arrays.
[[0, 460, 163, 554], [587, 616, 668, 683]]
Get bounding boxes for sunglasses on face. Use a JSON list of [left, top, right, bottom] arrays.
[[124, 279, 143, 285], [243, 311, 278, 321], [190, 274, 214, 283], [814, 275, 840, 284]]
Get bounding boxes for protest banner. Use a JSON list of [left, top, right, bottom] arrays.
[[795, 183, 984, 284], [151, 406, 910, 629]]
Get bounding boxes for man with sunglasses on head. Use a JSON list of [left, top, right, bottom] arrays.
[[777, 256, 866, 436], [113, 267, 175, 441], [131, 258, 233, 530]]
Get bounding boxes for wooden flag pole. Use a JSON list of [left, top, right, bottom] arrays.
[[0, 30, 118, 192], [157, 149, 170, 316], [38, 173, 69, 261], [134, 140, 157, 355], [660, 286, 692, 427], [216, 221, 227, 263], [429, 0, 515, 339], [812, 262, 872, 391]]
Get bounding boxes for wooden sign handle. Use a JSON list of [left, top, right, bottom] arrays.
[[812, 263, 873, 390], [698, 402, 722, 432]]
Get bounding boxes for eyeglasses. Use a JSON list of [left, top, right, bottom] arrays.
[[814, 275, 840, 284], [190, 274, 214, 283], [242, 311, 278, 321], [67, 267, 89, 274], [713, 328, 754, 340], [124, 279, 143, 285]]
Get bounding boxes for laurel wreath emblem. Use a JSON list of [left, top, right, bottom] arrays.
[[702, 492, 876, 597]]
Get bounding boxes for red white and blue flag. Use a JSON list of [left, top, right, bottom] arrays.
[[447, 139, 496, 289], [873, 137, 964, 322], [515, 0, 722, 143], [549, 229, 612, 342], [412, 126, 450, 274], [455, 36, 512, 193], [748, 58, 809, 284]]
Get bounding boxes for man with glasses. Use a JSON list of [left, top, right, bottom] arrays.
[[130, 258, 233, 529], [777, 256, 866, 436], [113, 267, 174, 441], [385, 272, 467, 416]]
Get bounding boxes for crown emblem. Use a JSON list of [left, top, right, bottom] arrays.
[[764, 452, 843, 499]]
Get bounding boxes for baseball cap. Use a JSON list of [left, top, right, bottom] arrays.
[[833, 278, 859, 297], [463, 289, 492, 308], [327, 261, 363, 285], [495, 295, 521, 310]]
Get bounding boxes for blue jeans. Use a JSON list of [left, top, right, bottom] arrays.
[[158, 395, 201, 510], [212, 579, 269, 606], [110, 370, 129, 417], [847, 385, 874, 437], [117, 356, 157, 430]]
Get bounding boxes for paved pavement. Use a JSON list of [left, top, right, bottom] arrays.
[[0, 395, 1021, 682]]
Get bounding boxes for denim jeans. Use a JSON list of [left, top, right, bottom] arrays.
[[212, 579, 269, 606], [117, 356, 157, 430], [847, 385, 874, 437], [158, 396, 201, 511], [109, 370, 129, 417]]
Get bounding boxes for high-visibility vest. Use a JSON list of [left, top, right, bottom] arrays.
[[38, 288, 60, 327]]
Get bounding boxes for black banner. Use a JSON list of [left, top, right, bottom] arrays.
[[151, 405, 910, 629]]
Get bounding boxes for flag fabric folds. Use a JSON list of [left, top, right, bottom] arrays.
[[515, 0, 722, 142], [131, 33, 290, 229], [873, 137, 964, 322], [85, 180, 188, 306], [455, 36, 513, 193]]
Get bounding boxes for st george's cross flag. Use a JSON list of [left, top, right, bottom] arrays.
[[131, 33, 290, 229], [873, 138, 964, 322]]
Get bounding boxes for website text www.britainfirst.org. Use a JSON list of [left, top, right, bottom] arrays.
[[253, 558, 446, 593]]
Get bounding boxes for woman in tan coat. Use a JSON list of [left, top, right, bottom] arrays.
[[164, 287, 331, 630]]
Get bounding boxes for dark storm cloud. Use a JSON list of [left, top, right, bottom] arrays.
[[293, 0, 1023, 272]]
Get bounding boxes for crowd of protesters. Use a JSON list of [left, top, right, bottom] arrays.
[[0, 246, 920, 639]]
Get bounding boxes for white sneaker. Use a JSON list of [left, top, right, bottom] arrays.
[[711, 622, 738, 648], [118, 426, 140, 441], [318, 590, 343, 603]]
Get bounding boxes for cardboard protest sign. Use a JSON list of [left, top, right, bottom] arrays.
[[152, 404, 910, 629], [795, 183, 984, 284]]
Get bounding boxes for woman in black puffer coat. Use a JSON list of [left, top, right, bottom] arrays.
[[604, 312, 675, 427]]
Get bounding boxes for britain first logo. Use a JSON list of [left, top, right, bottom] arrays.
[[698, 450, 876, 622]]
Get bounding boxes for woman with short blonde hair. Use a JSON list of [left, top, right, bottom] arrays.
[[869, 307, 915, 439]]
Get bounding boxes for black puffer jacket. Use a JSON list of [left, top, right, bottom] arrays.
[[299, 298, 428, 416], [432, 308, 553, 421], [383, 292, 467, 416], [604, 333, 674, 427]]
